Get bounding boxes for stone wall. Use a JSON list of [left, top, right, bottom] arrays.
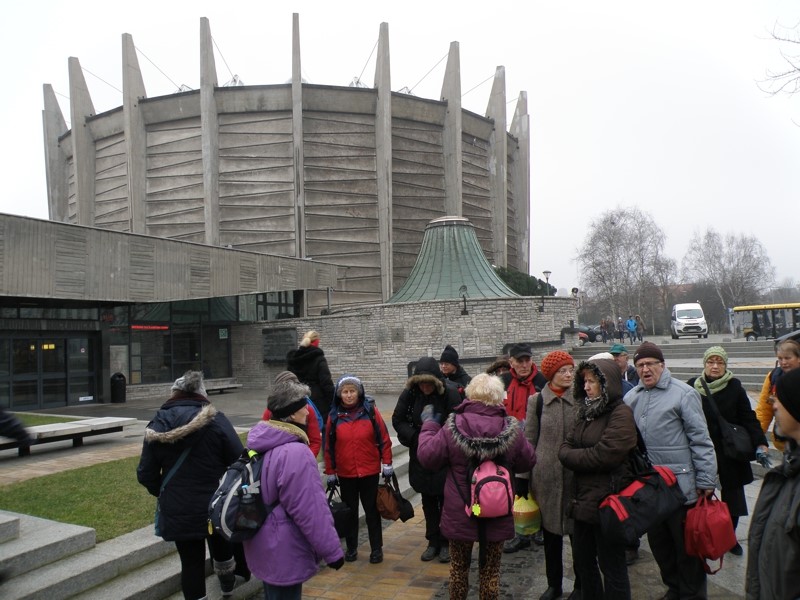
[[231, 296, 579, 394]]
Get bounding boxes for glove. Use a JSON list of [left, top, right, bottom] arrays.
[[420, 404, 440, 424], [756, 447, 772, 470], [327, 557, 344, 570], [514, 477, 529, 498], [382, 464, 394, 478], [326, 474, 338, 487]]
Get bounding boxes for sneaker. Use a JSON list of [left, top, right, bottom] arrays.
[[420, 545, 439, 561], [503, 535, 531, 553], [369, 549, 383, 564], [345, 548, 358, 562], [439, 546, 450, 563], [729, 543, 743, 556], [625, 548, 639, 565]]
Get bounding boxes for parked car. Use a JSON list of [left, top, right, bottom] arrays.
[[577, 324, 601, 343], [578, 331, 589, 346]]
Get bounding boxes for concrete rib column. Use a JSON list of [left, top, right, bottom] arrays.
[[510, 92, 530, 274], [68, 57, 96, 226], [42, 84, 68, 222], [485, 66, 507, 267], [374, 22, 393, 300], [440, 41, 463, 217], [122, 33, 147, 234], [291, 13, 306, 259], [200, 17, 220, 246]]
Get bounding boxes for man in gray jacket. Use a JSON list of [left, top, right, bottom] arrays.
[[624, 342, 717, 600]]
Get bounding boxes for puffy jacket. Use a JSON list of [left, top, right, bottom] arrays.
[[623, 367, 717, 504], [417, 400, 536, 542], [392, 357, 461, 495], [502, 367, 547, 421], [558, 360, 637, 524], [746, 442, 800, 600], [756, 368, 786, 452], [243, 419, 343, 586], [325, 376, 392, 478], [137, 394, 242, 541], [287, 346, 335, 422]]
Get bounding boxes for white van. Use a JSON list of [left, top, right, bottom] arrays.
[[671, 303, 708, 339]]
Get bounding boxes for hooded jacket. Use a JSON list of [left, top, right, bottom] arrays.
[[392, 357, 461, 495], [137, 394, 242, 541], [324, 375, 393, 478], [558, 359, 637, 524], [243, 419, 343, 586], [745, 442, 800, 600], [287, 345, 335, 421], [417, 400, 536, 542]]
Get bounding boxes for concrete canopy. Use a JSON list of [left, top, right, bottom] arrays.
[[388, 216, 519, 303]]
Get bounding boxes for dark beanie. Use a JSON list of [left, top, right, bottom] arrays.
[[440, 345, 459, 366], [268, 379, 310, 420], [776, 368, 800, 423], [633, 342, 664, 364]]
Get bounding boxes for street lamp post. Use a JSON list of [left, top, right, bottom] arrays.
[[539, 270, 552, 312]]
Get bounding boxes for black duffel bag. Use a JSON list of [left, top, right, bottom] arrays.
[[327, 484, 353, 538]]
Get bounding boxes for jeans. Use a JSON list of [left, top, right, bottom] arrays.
[[263, 582, 302, 600], [339, 474, 382, 551], [572, 519, 630, 600], [647, 504, 707, 599]]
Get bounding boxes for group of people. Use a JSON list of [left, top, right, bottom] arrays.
[[599, 315, 645, 344], [134, 328, 800, 600]]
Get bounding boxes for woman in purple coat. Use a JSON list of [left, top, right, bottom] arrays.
[[243, 378, 344, 600], [418, 373, 536, 599]]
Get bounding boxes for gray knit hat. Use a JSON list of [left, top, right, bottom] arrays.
[[171, 371, 207, 398], [274, 370, 299, 385], [268, 379, 310, 420]]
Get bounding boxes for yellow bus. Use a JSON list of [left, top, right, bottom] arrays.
[[732, 303, 800, 341]]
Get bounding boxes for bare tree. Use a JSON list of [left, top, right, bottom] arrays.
[[681, 228, 775, 315], [577, 206, 675, 331], [759, 21, 800, 96]]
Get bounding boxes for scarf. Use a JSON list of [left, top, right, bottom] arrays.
[[693, 370, 733, 396], [577, 393, 612, 422]]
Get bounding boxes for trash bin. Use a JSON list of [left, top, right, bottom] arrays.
[[110, 372, 126, 404]]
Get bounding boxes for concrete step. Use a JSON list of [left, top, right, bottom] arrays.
[[0, 512, 19, 543], [162, 570, 263, 600], [0, 511, 95, 578]]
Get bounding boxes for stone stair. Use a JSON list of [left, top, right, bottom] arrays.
[[0, 442, 413, 600]]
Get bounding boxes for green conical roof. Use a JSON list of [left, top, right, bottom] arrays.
[[388, 217, 519, 303]]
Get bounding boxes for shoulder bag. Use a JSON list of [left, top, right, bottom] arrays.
[[685, 493, 737, 573], [699, 379, 755, 462], [326, 483, 353, 538], [376, 472, 415, 522], [154, 445, 192, 536]]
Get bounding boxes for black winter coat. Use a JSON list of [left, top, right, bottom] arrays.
[[445, 365, 472, 398], [287, 346, 335, 421], [687, 376, 767, 491], [392, 357, 461, 495], [137, 394, 243, 541]]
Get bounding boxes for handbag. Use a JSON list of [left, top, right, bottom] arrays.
[[700, 379, 755, 462], [327, 484, 353, 538], [598, 428, 687, 546], [685, 493, 737, 574], [376, 473, 415, 522]]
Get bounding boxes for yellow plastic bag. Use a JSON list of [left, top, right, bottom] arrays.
[[513, 494, 541, 536]]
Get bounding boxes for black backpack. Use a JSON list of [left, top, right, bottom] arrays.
[[208, 448, 277, 542]]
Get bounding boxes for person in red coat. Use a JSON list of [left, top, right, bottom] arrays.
[[324, 374, 393, 564], [262, 371, 322, 458]]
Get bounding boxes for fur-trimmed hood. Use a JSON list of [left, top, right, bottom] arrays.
[[445, 402, 521, 462], [572, 359, 622, 421], [405, 356, 445, 395], [144, 401, 217, 444]]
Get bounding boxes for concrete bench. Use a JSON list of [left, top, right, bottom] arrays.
[[204, 378, 243, 394], [0, 417, 138, 457]]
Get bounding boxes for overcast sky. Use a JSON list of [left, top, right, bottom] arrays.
[[2, 1, 799, 296]]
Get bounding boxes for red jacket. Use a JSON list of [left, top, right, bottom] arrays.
[[262, 402, 322, 458], [324, 404, 392, 478]]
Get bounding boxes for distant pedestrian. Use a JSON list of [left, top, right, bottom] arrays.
[[625, 316, 637, 344], [439, 345, 472, 398], [634, 315, 645, 342], [286, 330, 335, 424], [485, 356, 511, 377], [418, 373, 536, 600], [616, 318, 626, 343]]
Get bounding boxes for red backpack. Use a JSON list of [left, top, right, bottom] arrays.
[[684, 494, 737, 574]]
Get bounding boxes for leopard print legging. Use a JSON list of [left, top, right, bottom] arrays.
[[448, 540, 503, 600]]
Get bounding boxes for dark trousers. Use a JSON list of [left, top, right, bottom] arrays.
[[647, 504, 707, 599], [421, 492, 447, 548], [174, 534, 234, 600], [542, 527, 564, 589], [339, 474, 382, 552], [572, 520, 630, 600], [263, 581, 302, 600]]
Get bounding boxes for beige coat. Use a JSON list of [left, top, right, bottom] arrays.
[[524, 384, 578, 535]]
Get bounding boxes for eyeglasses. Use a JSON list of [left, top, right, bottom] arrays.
[[635, 361, 662, 371], [705, 359, 726, 366], [555, 367, 574, 376]]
